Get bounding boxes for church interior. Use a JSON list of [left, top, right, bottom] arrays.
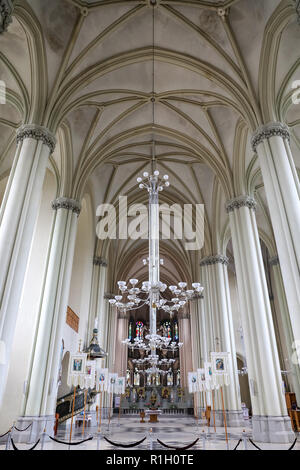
[[0, 0, 300, 451]]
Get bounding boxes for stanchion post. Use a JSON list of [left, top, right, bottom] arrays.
[[202, 429, 206, 450], [220, 386, 228, 448], [211, 389, 216, 433], [108, 392, 113, 429], [242, 429, 248, 450], [69, 386, 77, 445], [82, 389, 88, 436], [98, 392, 103, 433], [5, 430, 12, 450], [40, 428, 47, 450]]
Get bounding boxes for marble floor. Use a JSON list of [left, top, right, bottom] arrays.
[[1, 415, 299, 451]]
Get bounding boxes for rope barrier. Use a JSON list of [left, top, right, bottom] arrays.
[[10, 437, 40, 451], [13, 423, 33, 432], [232, 439, 242, 450], [48, 435, 93, 446], [157, 438, 199, 450], [0, 429, 11, 438], [103, 436, 147, 448], [248, 438, 262, 450], [288, 438, 298, 450]]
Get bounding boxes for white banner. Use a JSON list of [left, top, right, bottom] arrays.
[[96, 368, 109, 392], [188, 371, 198, 393], [108, 372, 118, 394], [67, 353, 87, 388]]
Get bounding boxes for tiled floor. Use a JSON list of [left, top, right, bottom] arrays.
[[1, 416, 299, 451]]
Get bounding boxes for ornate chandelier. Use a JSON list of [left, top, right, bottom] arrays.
[[109, 168, 203, 356]]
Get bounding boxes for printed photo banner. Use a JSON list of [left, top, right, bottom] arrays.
[[204, 361, 218, 390], [115, 376, 126, 395], [197, 368, 206, 392], [210, 352, 230, 387], [108, 372, 118, 394], [84, 360, 96, 389], [188, 371, 198, 393], [67, 353, 87, 388], [96, 368, 109, 392]]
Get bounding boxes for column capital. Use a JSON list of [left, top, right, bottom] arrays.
[[16, 124, 56, 154], [51, 197, 81, 216], [0, 0, 14, 34], [226, 195, 257, 213], [251, 121, 290, 153], [269, 255, 280, 267], [178, 311, 190, 320], [200, 254, 229, 266], [117, 310, 128, 319], [93, 256, 107, 267]]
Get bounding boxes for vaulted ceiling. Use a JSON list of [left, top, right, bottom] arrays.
[[0, 0, 299, 287]]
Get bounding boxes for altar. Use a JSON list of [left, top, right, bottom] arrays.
[[145, 409, 162, 423]]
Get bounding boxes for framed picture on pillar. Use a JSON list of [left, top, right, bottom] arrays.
[[210, 352, 229, 375]]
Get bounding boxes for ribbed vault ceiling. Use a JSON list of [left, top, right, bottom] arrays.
[[0, 0, 299, 287]]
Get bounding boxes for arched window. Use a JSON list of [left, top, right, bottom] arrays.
[[136, 321, 144, 340], [163, 321, 171, 338], [134, 371, 140, 386], [174, 321, 179, 341], [128, 322, 133, 340], [167, 372, 173, 386]]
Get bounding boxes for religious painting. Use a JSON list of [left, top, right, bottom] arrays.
[[211, 352, 229, 375], [96, 367, 108, 392], [137, 387, 145, 400], [204, 362, 213, 380], [162, 387, 170, 399], [188, 371, 198, 393], [68, 353, 86, 377]]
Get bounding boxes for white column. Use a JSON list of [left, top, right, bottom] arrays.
[[269, 256, 300, 403], [0, 125, 56, 406], [86, 257, 108, 346], [114, 311, 128, 377], [251, 123, 300, 364], [17, 197, 80, 441], [200, 255, 242, 426], [178, 312, 192, 388], [227, 195, 294, 443]]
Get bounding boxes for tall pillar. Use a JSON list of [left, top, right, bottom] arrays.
[[269, 256, 300, 403], [0, 125, 56, 406], [114, 311, 128, 377], [200, 255, 243, 426], [17, 197, 81, 442], [178, 311, 192, 388], [251, 123, 300, 366], [87, 256, 108, 346], [0, 0, 14, 34], [226, 195, 294, 443]]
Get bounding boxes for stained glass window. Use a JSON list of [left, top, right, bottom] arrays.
[[167, 372, 173, 386], [136, 321, 144, 340], [174, 321, 179, 341], [163, 321, 171, 338], [128, 322, 133, 340]]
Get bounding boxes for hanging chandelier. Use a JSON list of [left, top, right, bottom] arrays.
[[108, 3, 204, 358]]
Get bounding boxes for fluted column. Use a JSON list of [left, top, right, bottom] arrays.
[[87, 256, 108, 345], [269, 256, 300, 402], [17, 197, 81, 442], [200, 255, 242, 426], [178, 311, 192, 388], [114, 311, 128, 377], [252, 123, 300, 365], [227, 195, 294, 443], [0, 125, 56, 406]]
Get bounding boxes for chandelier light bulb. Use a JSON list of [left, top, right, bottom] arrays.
[[163, 175, 169, 180], [139, 184, 144, 189], [154, 170, 159, 176], [143, 172, 149, 178], [165, 181, 170, 187], [137, 177, 142, 183]]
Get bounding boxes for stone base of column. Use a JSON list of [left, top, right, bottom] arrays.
[[213, 410, 244, 428], [252, 415, 294, 443], [14, 415, 56, 444]]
